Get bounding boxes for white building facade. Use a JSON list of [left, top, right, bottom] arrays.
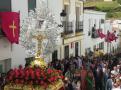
[[46, 0, 84, 60], [0, 0, 84, 72], [105, 20, 120, 53], [0, 0, 36, 73], [83, 10, 106, 54], [83, 10, 120, 55]]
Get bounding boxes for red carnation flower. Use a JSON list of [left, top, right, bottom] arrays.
[[20, 80, 24, 84], [43, 83, 48, 89], [15, 79, 19, 84], [61, 76, 64, 79], [25, 77, 28, 80], [47, 68, 53, 74], [35, 80, 39, 84], [29, 80, 33, 85], [40, 81, 44, 85], [8, 76, 13, 80]]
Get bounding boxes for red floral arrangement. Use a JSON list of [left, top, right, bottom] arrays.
[[6, 65, 64, 88]]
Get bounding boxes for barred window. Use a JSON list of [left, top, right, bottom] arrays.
[[0, 0, 11, 12], [28, 0, 36, 12]]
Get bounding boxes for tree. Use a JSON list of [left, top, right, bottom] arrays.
[[117, 0, 121, 4]]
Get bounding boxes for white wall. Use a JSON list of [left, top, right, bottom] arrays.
[[11, 0, 28, 20], [83, 11, 120, 55], [41, 0, 63, 24], [0, 38, 11, 60], [83, 10, 106, 54], [41, 0, 64, 60], [11, 0, 28, 68], [11, 44, 26, 68]]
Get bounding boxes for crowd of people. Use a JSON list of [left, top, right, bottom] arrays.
[[0, 52, 121, 90], [49, 53, 121, 90]]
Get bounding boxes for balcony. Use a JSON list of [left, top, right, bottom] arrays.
[[62, 21, 73, 35], [91, 27, 99, 38], [76, 21, 83, 33]]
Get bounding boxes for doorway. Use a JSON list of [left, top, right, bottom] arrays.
[[64, 45, 69, 58], [75, 42, 79, 57]]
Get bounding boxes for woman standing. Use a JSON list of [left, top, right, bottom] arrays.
[[86, 70, 95, 90], [80, 65, 88, 90]]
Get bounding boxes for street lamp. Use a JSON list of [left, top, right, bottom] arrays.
[[60, 9, 66, 19]]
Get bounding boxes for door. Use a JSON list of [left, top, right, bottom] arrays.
[[0, 64, 3, 73], [64, 45, 69, 58], [52, 50, 58, 61], [75, 42, 79, 57]]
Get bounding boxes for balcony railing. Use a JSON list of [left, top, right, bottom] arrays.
[[91, 27, 99, 38], [62, 21, 73, 35], [76, 21, 83, 33]]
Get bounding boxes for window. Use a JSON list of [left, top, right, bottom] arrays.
[[76, 21, 83, 32], [76, 7, 80, 21], [89, 19, 91, 31], [0, 59, 11, 73], [112, 47, 115, 53], [95, 19, 96, 26], [75, 42, 79, 57], [99, 42, 104, 50], [0, 0, 11, 36], [93, 45, 96, 51], [63, 21, 73, 34], [88, 19, 91, 36], [85, 48, 91, 54], [0, 64, 3, 73], [101, 19, 104, 24], [64, 45, 69, 58], [64, 5, 69, 21], [28, 0, 36, 11], [0, 0, 11, 11], [99, 20, 101, 29]]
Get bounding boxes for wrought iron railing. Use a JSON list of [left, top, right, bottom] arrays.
[[76, 21, 83, 33], [62, 21, 73, 35]]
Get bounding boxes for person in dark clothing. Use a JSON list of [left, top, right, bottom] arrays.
[[105, 75, 113, 90], [63, 61, 70, 75], [0, 76, 2, 90], [95, 67, 103, 90], [64, 77, 74, 90], [53, 60, 61, 70]]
